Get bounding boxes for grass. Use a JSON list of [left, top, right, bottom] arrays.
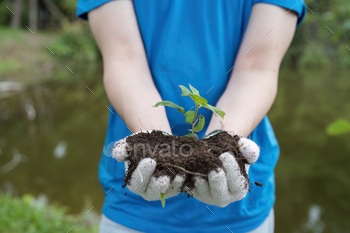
[[0, 25, 101, 85], [0, 27, 57, 82], [0, 193, 98, 233]]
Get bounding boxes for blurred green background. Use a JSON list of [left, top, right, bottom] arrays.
[[0, 0, 349, 233]]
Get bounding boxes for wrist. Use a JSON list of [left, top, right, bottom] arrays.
[[206, 118, 251, 137], [127, 121, 172, 135]]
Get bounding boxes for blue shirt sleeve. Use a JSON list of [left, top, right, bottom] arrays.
[[253, 0, 307, 27], [76, 0, 116, 20]]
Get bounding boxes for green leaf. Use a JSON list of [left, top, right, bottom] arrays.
[[203, 104, 226, 119], [177, 108, 186, 115], [179, 85, 192, 96], [326, 119, 350, 136], [189, 94, 208, 105], [194, 114, 205, 132], [154, 101, 185, 115], [183, 133, 198, 139], [160, 193, 166, 208], [189, 84, 200, 96], [185, 110, 196, 123]]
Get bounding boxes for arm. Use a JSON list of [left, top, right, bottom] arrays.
[[205, 3, 298, 137], [88, 1, 171, 133]]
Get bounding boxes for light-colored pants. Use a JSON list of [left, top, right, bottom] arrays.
[[99, 208, 274, 233]]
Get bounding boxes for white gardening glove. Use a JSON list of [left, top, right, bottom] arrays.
[[190, 131, 260, 207], [112, 130, 185, 201]]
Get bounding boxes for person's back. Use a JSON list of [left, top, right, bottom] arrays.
[[77, 0, 306, 232]]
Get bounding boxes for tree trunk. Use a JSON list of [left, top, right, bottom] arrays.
[[10, 0, 23, 28], [42, 0, 69, 28], [29, 0, 38, 30]]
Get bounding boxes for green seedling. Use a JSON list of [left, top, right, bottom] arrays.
[[154, 84, 226, 207], [154, 84, 226, 139]]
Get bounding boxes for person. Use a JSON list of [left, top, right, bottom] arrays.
[[76, 0, 306, 232]]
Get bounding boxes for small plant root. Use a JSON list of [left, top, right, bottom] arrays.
[[158, 155, 248, 178], [158, 163, 208, 177]]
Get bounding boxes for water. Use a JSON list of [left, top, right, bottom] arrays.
[[0, 69, 349, 233]]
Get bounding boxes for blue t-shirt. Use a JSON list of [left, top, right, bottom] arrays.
[[77, 1, 306, 232]]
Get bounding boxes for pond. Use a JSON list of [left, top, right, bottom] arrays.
[[0, 68, 349, 233]]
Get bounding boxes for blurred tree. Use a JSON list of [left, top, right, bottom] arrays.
[[283, 0, 350, 69], [29, 0, 38, 30], [10, 0, 23, 28], [42, 0, 69, 27]]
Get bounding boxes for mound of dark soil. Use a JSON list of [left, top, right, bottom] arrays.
[[123, 130, 249, 191]]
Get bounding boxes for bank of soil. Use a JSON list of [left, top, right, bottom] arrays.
[[123, 131, 249, 191]]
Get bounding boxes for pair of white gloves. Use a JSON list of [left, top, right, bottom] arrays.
[[112, 130, 260, 207]]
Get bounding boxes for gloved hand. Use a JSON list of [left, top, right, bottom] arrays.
[[112, 130, 185, 201], [189, 130, 260, 207]]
